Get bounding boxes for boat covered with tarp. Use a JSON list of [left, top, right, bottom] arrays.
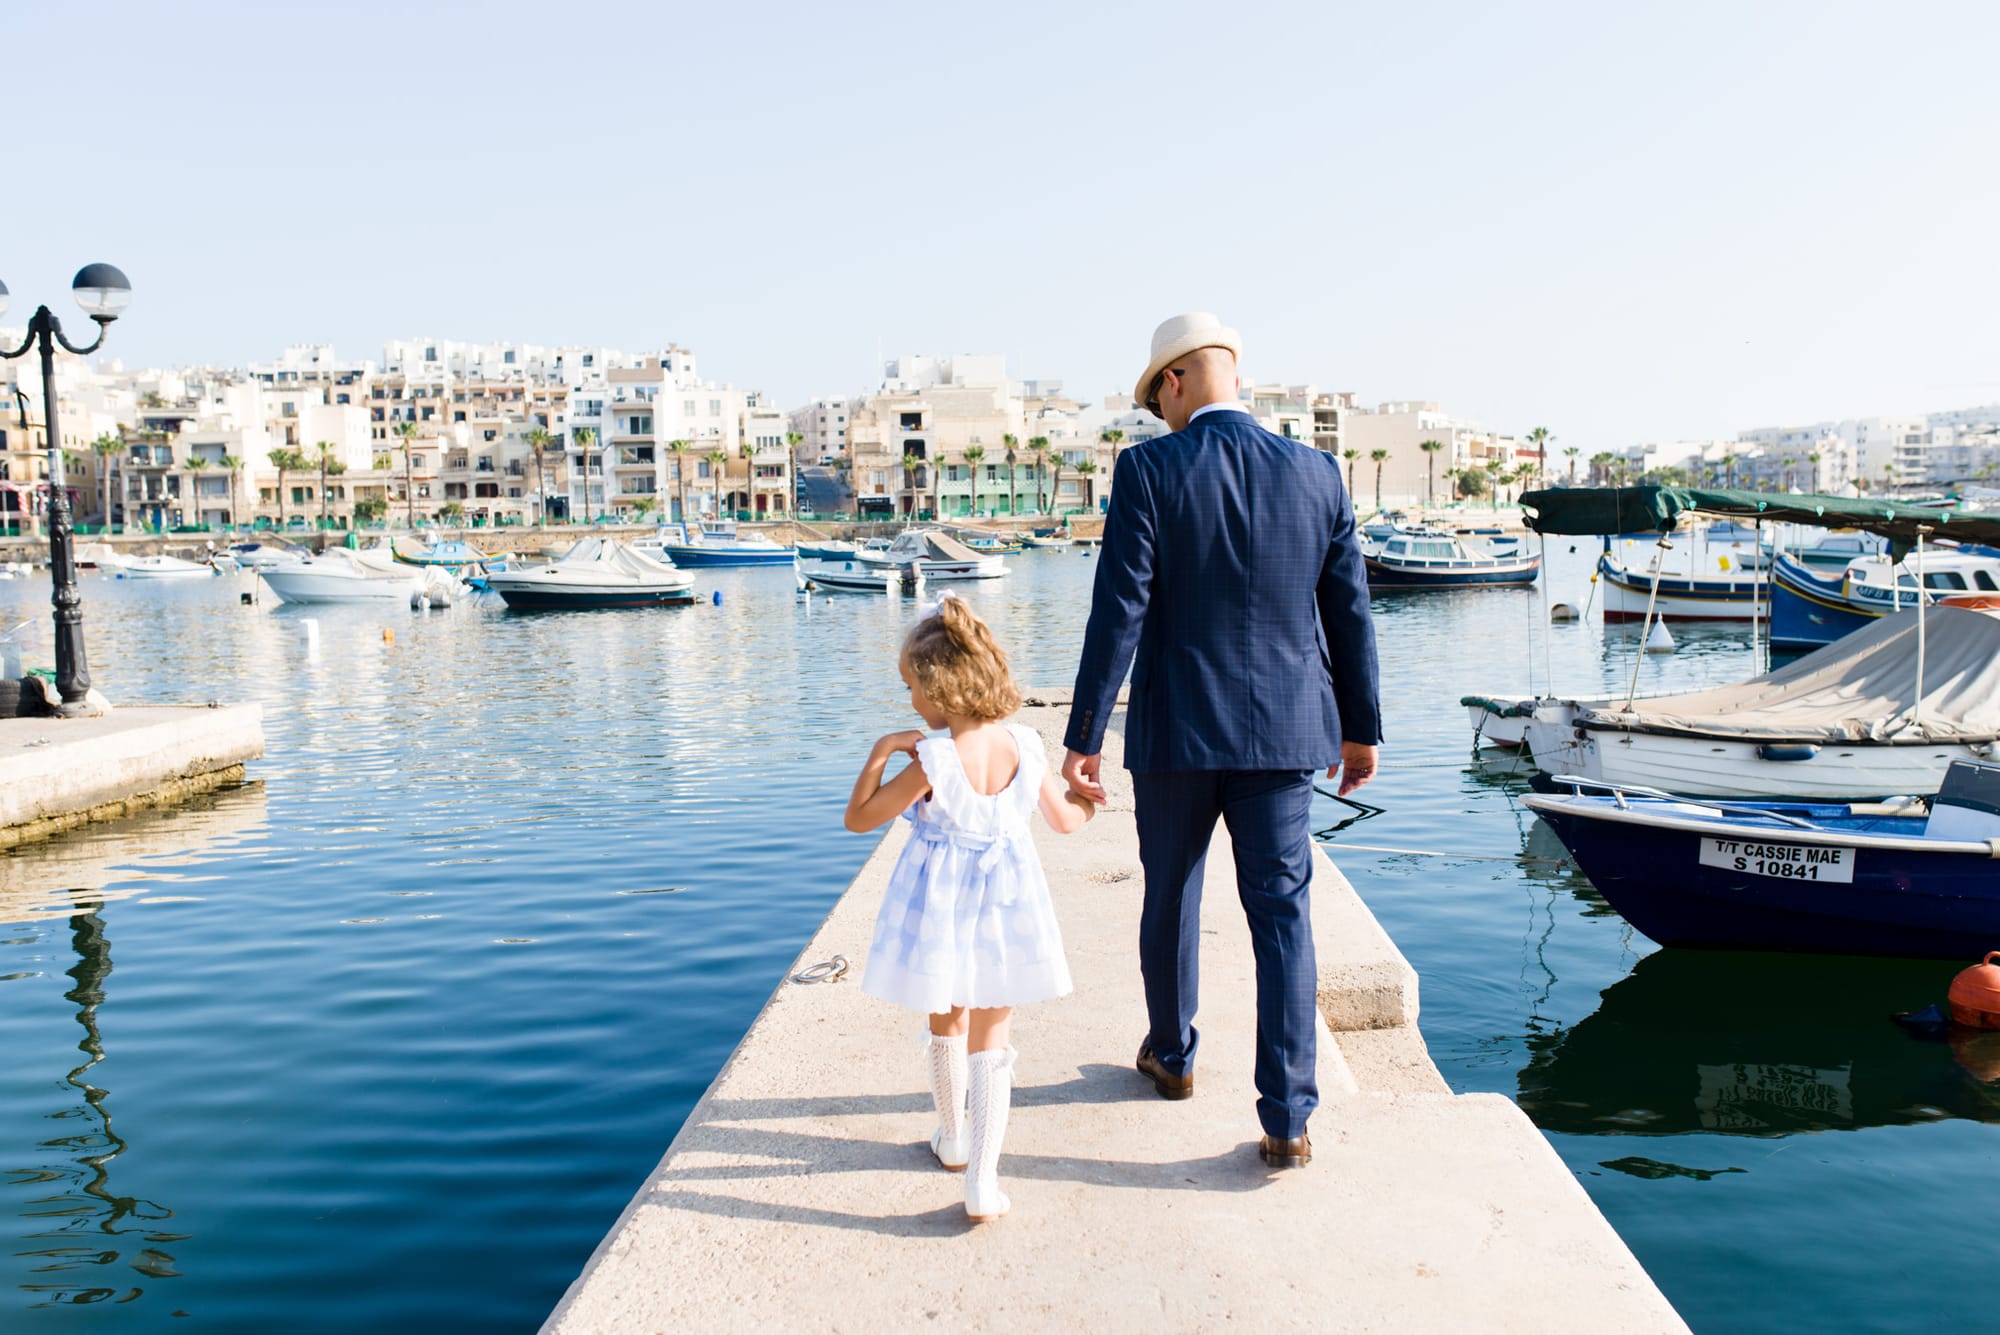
[[854, 529, 1007, 580], [1519, 484, 2000, 554], [1522, 605, 2000, 799], [484, 537, 695, 609]]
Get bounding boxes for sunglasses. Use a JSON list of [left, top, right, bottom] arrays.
[[1146, 367, 1186, 413]]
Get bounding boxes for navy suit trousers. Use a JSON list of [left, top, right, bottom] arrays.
[[1131, 769, 1319, 1140]]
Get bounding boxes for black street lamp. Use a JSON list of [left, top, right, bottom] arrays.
[[0, 264, 134, 717]]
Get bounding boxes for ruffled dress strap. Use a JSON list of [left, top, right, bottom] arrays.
[[1005, 724, 1046, 823], [912, 733, 969, 824]]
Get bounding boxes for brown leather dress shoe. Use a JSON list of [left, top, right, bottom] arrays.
[[1135, 1040, 1194, 1100], [1259, 1133, 1312, 1167]]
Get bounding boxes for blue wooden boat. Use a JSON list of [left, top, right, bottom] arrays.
[[394, 537, 489, 572], [1364, 529, 1539, 587], [1771, 550, 2000, 650], [1524, 760, 2000, 958]]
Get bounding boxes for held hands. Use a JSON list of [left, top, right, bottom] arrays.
[[1329, 742, 1379, 796], [1062, 749, 1107, 805]]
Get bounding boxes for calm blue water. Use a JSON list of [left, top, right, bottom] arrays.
[[1, 544, 1992, 1332]]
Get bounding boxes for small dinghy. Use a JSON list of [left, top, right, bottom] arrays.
[[1525, 759, 2000, 958], [799, 559, 925, 595]]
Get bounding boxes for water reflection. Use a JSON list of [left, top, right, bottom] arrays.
[[1518, 950, 2000, 1136], [0, 783, 268, 923], [14, 911, 179, 1308]]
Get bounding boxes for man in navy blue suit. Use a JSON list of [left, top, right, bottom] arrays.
[[1061, 312, 1381, 1167]]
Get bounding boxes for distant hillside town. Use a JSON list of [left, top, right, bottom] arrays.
[[1, 331, 1996, 534]]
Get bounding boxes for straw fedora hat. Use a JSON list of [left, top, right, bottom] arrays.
[[1134, 312, 1242, 418]]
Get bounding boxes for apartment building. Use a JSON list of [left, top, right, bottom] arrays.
[[789, 396, 852, 465], [1337, 400, 1520, 509]]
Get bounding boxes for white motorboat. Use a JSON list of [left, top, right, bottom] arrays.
[[227, 541, 310, 570], [117, 554, 218, 580], [259, 547, 433, 603], [484, 538, 695, 609], [799, 559, 924, 595], [853, 529, 1007, 580], [1522, 605, 2000, 799]]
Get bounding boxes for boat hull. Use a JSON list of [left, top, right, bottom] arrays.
[[1770, 558, 1885, 649], [491, 585, 697, 609], [1521, 717, 1992, 800], [1598, 554, 1763, 622], [652, 545, 793, 567], [1364, 555, 1540, 587], [853, 555, 1005, 580], [1528, 798, 2000, 957], [259, 570, 418, 602]]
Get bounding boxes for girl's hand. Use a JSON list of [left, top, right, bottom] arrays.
[[875, 730, 927, 760]]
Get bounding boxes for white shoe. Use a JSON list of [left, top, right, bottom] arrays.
[[964, 1046, 1016, 1222], [925, 1032, 969, 1171]]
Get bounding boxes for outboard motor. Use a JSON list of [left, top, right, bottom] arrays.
[[1925, 760, 2000, 841]]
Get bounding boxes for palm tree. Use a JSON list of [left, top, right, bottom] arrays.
[[1589, 451, 1614, 486], [667, 439, 693, 523], [1076, 458, 1098, 511], [1482, 459, 1504, 500], [314, 440, 346, 531], [1099, 427, 1124, 470], [703, 449, 728, 517], [1563, 445, 1581, 486], [525, 427, 554, 525], [1048, 451, 1067, 516], [782, 430, 804, 517], [185, 456, 210, 527], [1525, 427, 1554, 486], [1002, 433, 1019, 516], [734, 440, 757, 518], [393, 421, 419, 529], [1881, 462, 1897, 496], [1028, 437, 1051, 514], [1808, 450, 1823, 493], [218, 454, 242, 531], [962, 445, 985, 518], [271, 447, 308, 529], [1369, 448, 1390, 513], [1721, 452, 1738, 489], [90, 433, 121, 531], [631, 495, 658, 522], [1418, 439, 1444, 505], [900, 451, 922, 517], [1341, 447, 1360, 497]]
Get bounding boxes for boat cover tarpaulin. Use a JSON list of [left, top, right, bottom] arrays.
[[558, 538, 681, 577], [1519, 485, 2000, 557], [1575, 606, 2000, 744], [920, 531, 984, 562]]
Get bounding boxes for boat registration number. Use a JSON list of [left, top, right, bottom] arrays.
[[1698, 838, 1854, 884]]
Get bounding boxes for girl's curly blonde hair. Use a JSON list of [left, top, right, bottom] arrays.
[[901, 596, 1021, 722]]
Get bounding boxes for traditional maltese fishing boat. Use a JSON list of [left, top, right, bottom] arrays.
[[1526, 758, 2000, 958]]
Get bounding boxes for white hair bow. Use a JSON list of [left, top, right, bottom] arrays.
[[916, 590, 963, 621]]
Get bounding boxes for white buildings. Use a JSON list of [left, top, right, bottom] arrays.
[[789, 396, 852, 464], [1335, 400, 1522, 510]]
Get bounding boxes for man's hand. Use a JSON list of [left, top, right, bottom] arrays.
[[1329, 742, 1378, 796], [1062, 749, 1107, 805]]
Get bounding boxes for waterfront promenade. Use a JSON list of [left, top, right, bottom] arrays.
[[0, 704, 262, 848], [545, 700, 1686, 1333]]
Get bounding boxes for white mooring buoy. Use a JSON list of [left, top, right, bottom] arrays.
[[1644, 619, 1676, 653]]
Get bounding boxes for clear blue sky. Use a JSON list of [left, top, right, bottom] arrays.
[[11, 1, 1997, 448]]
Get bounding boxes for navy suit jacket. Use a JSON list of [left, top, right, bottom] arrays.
[[1064, 409, 1382, 772]]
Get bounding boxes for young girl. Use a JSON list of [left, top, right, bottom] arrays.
[[843, 595, 1095, 1223]]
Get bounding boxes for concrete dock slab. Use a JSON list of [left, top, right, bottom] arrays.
[[545, 708, 1684, 1334], [0, 705, 264, 849]]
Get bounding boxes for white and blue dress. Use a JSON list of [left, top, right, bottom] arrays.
[[862, 725, 1073, 1014]]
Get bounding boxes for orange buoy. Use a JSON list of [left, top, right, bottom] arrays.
[[1948, 952, 2000, 1029]]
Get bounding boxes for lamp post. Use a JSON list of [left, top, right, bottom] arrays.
[[0, 264, 134, 717]]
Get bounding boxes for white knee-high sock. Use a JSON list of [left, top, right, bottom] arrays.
[[964, 1045, 1016, 1221], [926, 1033, 969, 1170]]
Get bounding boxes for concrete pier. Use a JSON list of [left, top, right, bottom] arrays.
[[0, 705, 264, 849], [544, 705, 1685, 1333]]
